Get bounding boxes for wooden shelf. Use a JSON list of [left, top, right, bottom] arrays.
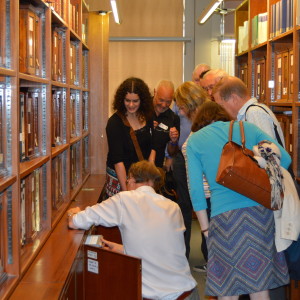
[[20, 156, 50, 178], [0, 1, 108, 297], [0, 175, 17, 193]]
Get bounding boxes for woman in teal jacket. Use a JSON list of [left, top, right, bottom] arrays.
[[186, 101, 291, 300]]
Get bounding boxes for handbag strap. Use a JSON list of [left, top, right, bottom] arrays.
[[228, 120, 246, 148], [117, 112, 144, 161], [245, 104, 284, 147], [239, 121, 246, 148]]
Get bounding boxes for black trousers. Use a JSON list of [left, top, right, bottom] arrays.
[[172, 151, 193, 258]]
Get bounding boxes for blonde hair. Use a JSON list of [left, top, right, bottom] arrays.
[[175, 81, 210, 119]]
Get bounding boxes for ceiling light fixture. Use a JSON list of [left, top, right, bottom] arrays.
[[110, 0, 121, 24], [198, 0, 223, 24]]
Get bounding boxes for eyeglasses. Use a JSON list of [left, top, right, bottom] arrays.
[[126, 177, 136, 184], [202, 84, 215, 92]]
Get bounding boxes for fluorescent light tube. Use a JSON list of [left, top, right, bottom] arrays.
[[110, 0, 121, 24], [198, 0, 223, 24]]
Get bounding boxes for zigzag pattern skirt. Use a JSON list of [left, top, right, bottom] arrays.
[[105, 167, 121, 197], [205, 205, 289, 296]]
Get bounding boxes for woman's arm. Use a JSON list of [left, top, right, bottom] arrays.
[[195, 209, 209, 238], [148, 149, 156, 163], [114, 162, 127, 191]]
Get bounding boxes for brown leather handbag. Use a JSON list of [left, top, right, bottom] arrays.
[[216, 121, 276, 210]]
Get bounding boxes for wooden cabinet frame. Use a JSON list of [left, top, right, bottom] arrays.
[[235, 4, 300, 298], [0, 0, 109, 297]]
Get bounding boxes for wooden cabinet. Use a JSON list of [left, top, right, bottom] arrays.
[[235, 2, 300, 298], [0, 0, 109, 298], [235, 0, 300, 179]]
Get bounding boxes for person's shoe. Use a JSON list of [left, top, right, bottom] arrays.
[[193, 264, 207, 273]]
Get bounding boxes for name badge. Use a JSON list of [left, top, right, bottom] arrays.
[[158, 123, 168, 130]]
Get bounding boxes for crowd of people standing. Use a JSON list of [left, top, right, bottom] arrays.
[[67, 64, 296, 300]]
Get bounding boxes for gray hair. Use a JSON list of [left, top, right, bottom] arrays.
[[155, 80, 174, 91], [203, 69, 229, 82]]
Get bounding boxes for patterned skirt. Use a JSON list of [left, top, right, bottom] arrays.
[[205, 206, 289, 296], [105, 167, 121, 197]]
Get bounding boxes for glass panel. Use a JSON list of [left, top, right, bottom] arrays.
[[0, 0, 11, 69], [0, 77, 12, 177], [20, 166, 46, 247]]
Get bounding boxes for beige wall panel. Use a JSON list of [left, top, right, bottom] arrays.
[[110, 0, 183, 36], [109, 42, 183, 115], [89, 13, 109, 174]]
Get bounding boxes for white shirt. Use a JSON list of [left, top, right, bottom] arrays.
[[182, 133, 211, 199], [274, 167, 300, 252], [237, 98, 285, 148], [73, 186, 196, 299]]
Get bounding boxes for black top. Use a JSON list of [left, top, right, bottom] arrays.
[[106, 113, 153, 171], [152, 108, 180, 167]]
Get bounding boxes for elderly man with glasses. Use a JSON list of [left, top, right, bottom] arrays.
[[200, 69, 228, 101], [67, 160, 199, 300]]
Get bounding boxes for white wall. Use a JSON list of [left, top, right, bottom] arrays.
[[184, 0, 240, 81]]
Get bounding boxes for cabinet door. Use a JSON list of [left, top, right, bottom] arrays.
[[282, 51, 289, 100], [239, 63, 248, 87], [0, 86, 4, 169], [0, 192, 6, 282], [276, 113, 292, 154], [35, 13, 42, 76], [19, 9, 36, 75], [289, 50, 294, 101], [20, 92, 26, 161], [57, 32, 63, 82], [254, 58, 266, 102], [52, 30, 59, 81], [0, 0, 6, 67], [275, 53, 282, 100]]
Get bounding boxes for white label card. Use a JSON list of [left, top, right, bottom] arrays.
[[87, 259, 99, 274], [87, 250, 97, 259], [158, 123, 168, 130]]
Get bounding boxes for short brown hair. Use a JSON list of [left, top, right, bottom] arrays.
[[191, 101, 231, 132], [128, 160, 163, 190]]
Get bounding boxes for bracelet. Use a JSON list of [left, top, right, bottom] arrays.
[[169, 140, 178, 146], [201, 228, 208, 233]]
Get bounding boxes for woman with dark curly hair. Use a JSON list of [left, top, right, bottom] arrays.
[[105, 77, 155, 197]]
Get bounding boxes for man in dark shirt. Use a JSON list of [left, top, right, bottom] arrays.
[[150, 80, 180, 168]]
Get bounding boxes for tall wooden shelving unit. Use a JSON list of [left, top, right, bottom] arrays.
[[0, 1, 109, 298], [235, 0, 300, 179]]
